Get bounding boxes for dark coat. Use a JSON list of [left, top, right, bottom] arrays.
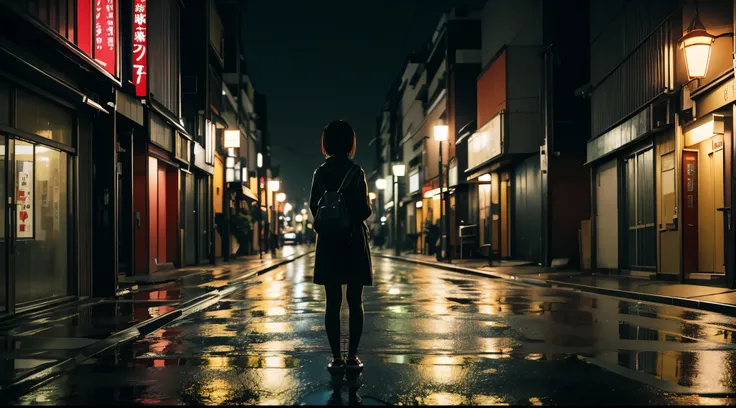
[[309, 155, 373, 286]]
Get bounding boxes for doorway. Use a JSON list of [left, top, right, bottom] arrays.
[[596, 159, 618, 269], [623, 148, 656, 270], [1, 136, 71, 311]]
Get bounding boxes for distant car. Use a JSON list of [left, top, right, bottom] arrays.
[[283, 232, 297, 245]]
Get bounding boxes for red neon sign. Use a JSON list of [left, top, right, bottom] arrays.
[[132, 0, 148, 97], [93, 0, 116, 76]]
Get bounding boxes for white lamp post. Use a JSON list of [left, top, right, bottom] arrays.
[[434, 123, 450, 263], [392, 163, 406, 256]]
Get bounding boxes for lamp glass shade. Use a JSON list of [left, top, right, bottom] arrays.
[[376, 178, 388, 190], [276, 192, 286, 202], [416, 201, 423, 208], [392, 164, 406, 177], [268, 180, 280, 192], [434, 124, 449, 142], [295, 214, 303, 222], [225, 156, 235, 168], [257, 153, 263, 168], [369, 192, 377, 200], [225, 168, 235, 183], [679, 26, 715, 79]]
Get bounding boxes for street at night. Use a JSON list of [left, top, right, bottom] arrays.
[[6, 253, 736, 406], [7, 0, 736, 405]]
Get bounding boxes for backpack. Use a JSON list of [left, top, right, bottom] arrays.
[[313, 165, 359, 238]]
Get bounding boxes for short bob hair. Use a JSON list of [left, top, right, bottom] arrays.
[[321, 120, 357, 158]]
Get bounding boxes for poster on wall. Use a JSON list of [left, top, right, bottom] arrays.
[[16, 161, 33, 238]]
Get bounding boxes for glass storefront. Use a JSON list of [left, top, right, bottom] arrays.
[[13, 141, 69, 304], [0, 80, 75, 313]]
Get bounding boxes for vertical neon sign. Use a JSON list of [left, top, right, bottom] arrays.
[[132, 0, 147, 97], [93, 0, 116, 75]]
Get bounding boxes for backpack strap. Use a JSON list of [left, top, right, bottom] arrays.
[[315, 170, 327, 194], [337, 165, 359, 194]]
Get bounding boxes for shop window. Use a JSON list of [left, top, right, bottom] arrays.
[[16, 89, 73, 146], [14, 142, 69, 303]]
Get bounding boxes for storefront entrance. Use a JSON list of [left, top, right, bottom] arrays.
[[683, 116, 729, 277], [1, 135, 71, 311]]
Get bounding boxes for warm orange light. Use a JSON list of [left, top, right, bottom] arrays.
[[679, 14, 716, 79]]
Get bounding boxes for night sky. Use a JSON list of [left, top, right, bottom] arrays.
[[241, 0, 486, 207]]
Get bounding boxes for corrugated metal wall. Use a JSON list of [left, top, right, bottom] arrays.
[[148, 0, 181, 116], [512, 155, 542, 262], [590, 0, 680, 137]]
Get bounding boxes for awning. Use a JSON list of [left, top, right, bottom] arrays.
[[242, 185, 259, 202]]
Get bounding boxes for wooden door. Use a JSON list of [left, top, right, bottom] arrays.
[[682, 150, 698, 276]]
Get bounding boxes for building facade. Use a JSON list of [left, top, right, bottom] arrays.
[[0, 0, 272, 317], [0, 0, 121, 312], [466, 0, 590, 266], [587, 0, 736, 288]]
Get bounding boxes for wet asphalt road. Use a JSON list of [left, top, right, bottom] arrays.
[[11, 255, 736, 405]]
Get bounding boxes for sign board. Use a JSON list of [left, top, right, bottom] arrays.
[[224, 130, 240, 149], [409, 172, 419, 193], [132, 0, 148, 97], [586, 107, 649, 163], [468, 113, 502, 171], [94, 0, 117, 75], [449, 164, 458, 186]]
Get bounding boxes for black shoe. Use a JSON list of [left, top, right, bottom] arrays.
[[327, 356, 346, 373], [345, 356, 364, 371]]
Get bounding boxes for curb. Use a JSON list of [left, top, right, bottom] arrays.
[[375, 253, 736, 317], [0, 250, 315, 397]]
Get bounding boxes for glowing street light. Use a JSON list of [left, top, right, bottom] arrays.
[[276, 192, 286, 202], [679, 13, 715, 79], [433, 124, 449, 142], [301, 208, 307, 215], [268, 180, 280, 192], [376, 178, 387, 190], [392, 163, 405, 177], [369, 192, 377, 201], [295, 214, 304, 223], [284, 202, 293, 213], [257, 153, 263, 168]]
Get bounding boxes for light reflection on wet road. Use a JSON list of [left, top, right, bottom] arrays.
[[12, 255, 736, 405]]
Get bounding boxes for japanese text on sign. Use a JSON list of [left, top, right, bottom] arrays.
[[133, 0, 148, 97], [93, 0, 116, 75]]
